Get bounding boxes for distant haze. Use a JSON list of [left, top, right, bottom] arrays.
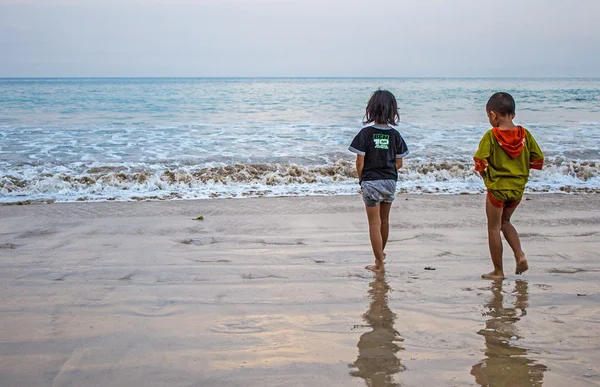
[[1, 0, 599, 77]]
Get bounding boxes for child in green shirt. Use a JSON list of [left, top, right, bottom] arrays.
[[474, 92, 544, 280]]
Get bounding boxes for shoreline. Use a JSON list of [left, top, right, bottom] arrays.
[[1, 194, 599, 386], [2, 190, 600, 207]]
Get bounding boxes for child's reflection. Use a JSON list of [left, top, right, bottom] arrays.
[[349, 272, 405, 386], [471, 280, 547, 386]]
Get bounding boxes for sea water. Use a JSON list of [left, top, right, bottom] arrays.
[[1, 77, 599, 203]]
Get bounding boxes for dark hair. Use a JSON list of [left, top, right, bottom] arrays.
[[363, 89, 399, 126], [486, 92, 516, 116]]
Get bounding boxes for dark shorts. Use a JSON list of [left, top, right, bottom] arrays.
[[487, 189, 524, 209], [360, 180, 397, 207]]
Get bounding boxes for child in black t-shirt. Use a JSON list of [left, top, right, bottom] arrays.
[[349, 90, 409, 272]]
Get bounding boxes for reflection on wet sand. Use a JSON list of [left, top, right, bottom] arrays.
[[349, 272, 405, 386], [471, 280, 547, 387]]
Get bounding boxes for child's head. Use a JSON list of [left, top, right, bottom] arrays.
[[486, 92, 516, 127], [363, 89, 399, 126]]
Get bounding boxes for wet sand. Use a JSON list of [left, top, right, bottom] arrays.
[[1, 194, 599, 387]]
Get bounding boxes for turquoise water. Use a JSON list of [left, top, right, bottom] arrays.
[[1, 78, 599, 202]]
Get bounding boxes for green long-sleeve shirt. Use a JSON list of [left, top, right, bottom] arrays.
[[473, 127, 544, 191]]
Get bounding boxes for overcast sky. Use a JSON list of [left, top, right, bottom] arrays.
[[0, 0, 598, 77]]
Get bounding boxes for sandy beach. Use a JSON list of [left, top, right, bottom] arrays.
[[1, 194, 599, 386]]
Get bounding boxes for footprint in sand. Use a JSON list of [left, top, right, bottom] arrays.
[[210, 317, 269, 334], [548, 267, 596, 274], [118, 273, 135, 281], [391, 233, 447, 243], [571, 231, 599, 237], [519, 233, 551, 241], [243, 238, 307, 246], [179, 237, 218, 246], [240, 274, 286, 280], [53, 273, 72, 281], [191, 259, 231, 263], [130, 299, 182, 317], [17, 229, 57, 239], [341, 273, 371, 279], [415, 233, 447, 242], [410, 332, 470, 350]]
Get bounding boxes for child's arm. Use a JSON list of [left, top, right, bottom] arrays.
[[395, 158, 403, 170], [356, 155, 364, 182], [474, 132, 492, 177], [527, 131, 544, 170], [473, 157, 489, 177], [395, 132, 409, 171], [348, 130, 367, 183]]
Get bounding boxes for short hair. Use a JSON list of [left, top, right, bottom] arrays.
[[363, 89, 399, 126], [486, 92, 516, 116]]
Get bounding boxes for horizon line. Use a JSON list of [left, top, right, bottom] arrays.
[[1, 76, 599, 81]]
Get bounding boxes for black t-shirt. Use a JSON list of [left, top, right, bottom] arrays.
[[348, 126, 409, 182]]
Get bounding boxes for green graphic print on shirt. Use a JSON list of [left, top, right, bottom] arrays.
[[374, 134, 390, 149]]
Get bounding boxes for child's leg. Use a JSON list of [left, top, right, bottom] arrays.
[[501, 206, 528, 274], [483, 196, 505, 279], [365, 204, 385, 271], [379, 202, 392, 258]]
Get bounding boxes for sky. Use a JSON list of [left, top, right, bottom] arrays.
[[0, 0, 599, 77]]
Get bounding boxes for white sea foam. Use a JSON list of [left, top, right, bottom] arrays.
[[1, 157, 599, 204]]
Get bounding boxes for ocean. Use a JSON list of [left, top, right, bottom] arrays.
[[1, 77, 599, 204]]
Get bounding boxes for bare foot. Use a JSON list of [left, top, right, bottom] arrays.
[[366, 264, 384, 273], [515, 257, 529, 275], [481, 271, 505, 280]]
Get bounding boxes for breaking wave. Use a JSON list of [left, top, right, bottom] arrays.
[[1, 157, 599, 204]]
